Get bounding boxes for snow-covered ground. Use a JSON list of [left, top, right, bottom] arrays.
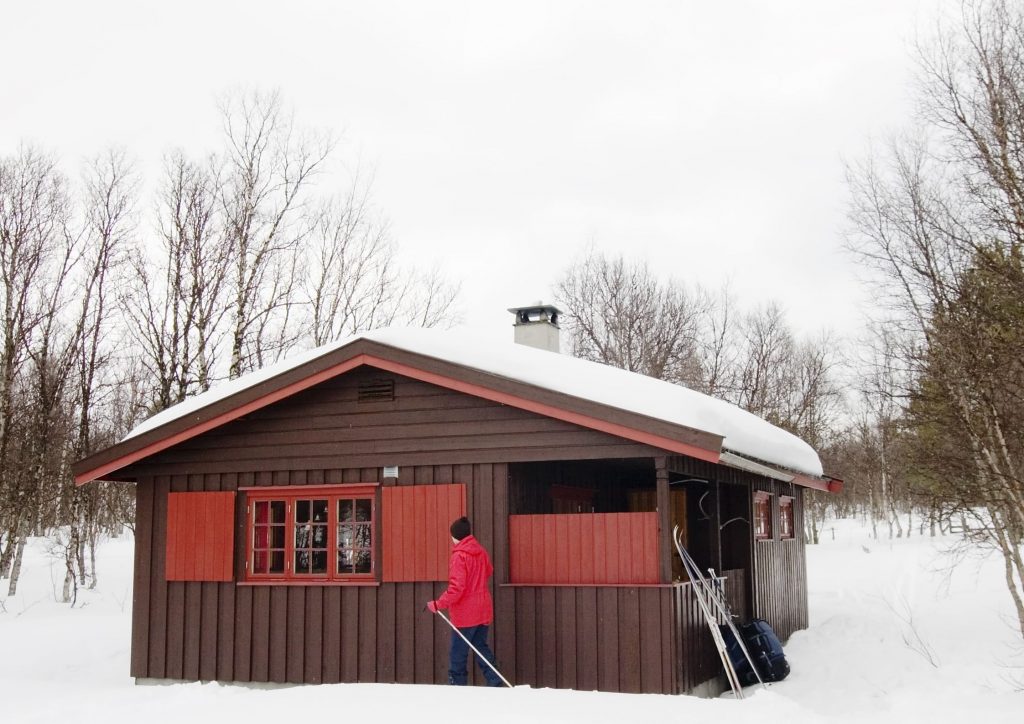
[[1, 520, 1021, 723]]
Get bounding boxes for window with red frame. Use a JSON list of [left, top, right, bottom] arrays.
[[754, 491, 772, 541], [779, 496, 795, 540], [246, 485, 377, 582]]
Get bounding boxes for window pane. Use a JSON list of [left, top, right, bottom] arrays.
[[296, 523, 311, 549], [296, 499, 311, 523], [755, 497, 772, 540], [296, 550, 309, 574], [337, 549, 353, 574], [355, 498, 372, 521], [270, 550, 284, 573], [270, 500, 285, 524], [271, 525, 285, 548], [255, 501, 268, 525], [312, 499, 328, 522], [253, 525, 269, 549], [253, 549, 267, 573], [354, 522, 372, 549], [312, 524, 327, 548], [337, 523, 353, 550], [780, 500, 794, 538], [312, 550, 328, 574], [353, 549, 371, 574], [338, 499, 353, 522]]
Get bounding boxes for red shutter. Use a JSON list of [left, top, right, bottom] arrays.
[[382, 483, 466, 582], [508, 512, 660, 585], [166, 491, 235, 581]]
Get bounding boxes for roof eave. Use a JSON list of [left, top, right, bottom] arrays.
[[73, 339, 727, 485], [719, 450, 840, 492]]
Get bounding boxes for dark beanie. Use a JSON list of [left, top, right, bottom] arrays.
[[450, 516, 471, 541]]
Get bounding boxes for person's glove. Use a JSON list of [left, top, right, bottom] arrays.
[[425, 601, 438, 613]]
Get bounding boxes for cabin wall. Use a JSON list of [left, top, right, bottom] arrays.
[[124, 369, 808, 691], [131, 463, 714, 693], [672, 571, 747, 693], [666, 456, 809, 642], [131, 463, 509, 686], [751, 483, 809, 641], [129, 368, 662, 477]]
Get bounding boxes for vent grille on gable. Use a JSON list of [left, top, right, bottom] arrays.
[[358, 378, 395, 402]]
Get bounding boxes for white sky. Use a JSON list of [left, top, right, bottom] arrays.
[[1, 0, 942, 347]]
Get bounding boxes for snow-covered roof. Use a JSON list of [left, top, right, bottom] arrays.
[[127, 326, 824, 477]]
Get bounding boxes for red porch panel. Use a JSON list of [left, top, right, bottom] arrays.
[[382, 483, 466, 582], [166, 491, 235, 581], [508, 512, 660, 585]]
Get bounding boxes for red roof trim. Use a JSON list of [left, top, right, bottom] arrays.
[[362, 357, 721, 465], [75, 352, 720, 485], [788, 472, 843, 493], [74, 354, 373, 484]]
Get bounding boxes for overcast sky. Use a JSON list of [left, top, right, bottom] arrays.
[[1, 0, 941, 347]]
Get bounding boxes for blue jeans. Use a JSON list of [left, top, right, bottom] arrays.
[[448, 624, 503, 686]]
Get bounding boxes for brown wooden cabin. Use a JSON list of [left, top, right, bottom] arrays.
[[74, 311, 840, 695]]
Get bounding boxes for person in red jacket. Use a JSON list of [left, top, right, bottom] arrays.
[[426, 517, 503, 686]]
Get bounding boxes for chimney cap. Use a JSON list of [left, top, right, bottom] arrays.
[[506, 301, 563, 315]]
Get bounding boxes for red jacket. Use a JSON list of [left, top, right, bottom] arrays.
[[435, 535, 494, 628]]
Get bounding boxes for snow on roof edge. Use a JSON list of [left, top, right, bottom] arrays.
[[124, 326, 824, 477]]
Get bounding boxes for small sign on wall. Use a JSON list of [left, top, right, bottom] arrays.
[[383, 465, 399, 479]]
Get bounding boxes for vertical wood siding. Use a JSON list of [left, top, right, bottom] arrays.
[[670, 570, 747, 693], [165, 491, 235, 581], [751, 483, 809, 641], [382, 483, 465, 582], [125, 369, 806, 692], [666, 456, 810, 643], [132, 463, 737, 693], [130, 463, 509, 687], [508, 513, 659, 585], [504, 585, 668, 694]]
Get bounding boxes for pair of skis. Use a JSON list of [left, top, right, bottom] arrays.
[[672, 525, 767, 698]]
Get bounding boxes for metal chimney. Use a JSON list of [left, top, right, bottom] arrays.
[[507, 302, 562, 353]]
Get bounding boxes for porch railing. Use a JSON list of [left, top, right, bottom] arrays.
[[508, 512, 660, 585]]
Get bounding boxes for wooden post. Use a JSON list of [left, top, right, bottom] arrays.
[[655, 457, 672, 583], [709, 480, 722, 574]]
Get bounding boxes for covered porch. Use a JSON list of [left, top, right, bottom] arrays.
[[496, 456, 755, 694]]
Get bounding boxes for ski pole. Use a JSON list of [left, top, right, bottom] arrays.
[[433, 609, 514, 688]]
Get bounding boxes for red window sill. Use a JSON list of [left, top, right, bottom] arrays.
[[238, 580, 380, 587]]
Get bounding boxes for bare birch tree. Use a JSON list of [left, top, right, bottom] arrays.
[[847, 0, 1024, 638], [555, 250, 707, 385], [0, 147, 71, 594], [124, 151, 228, 412], [303, 184, 459, 344], [736, 302, 795, 422], [64, 150, 136, 596], [697, 287, 741, 399], [218, 89, 332, 377]]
